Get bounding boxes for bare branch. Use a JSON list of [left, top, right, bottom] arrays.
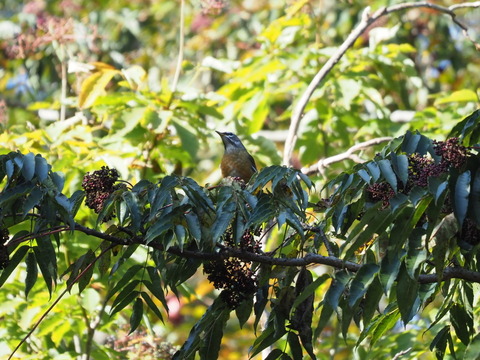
[[302, 136, 393, 176], [282, 1, 480, 166]]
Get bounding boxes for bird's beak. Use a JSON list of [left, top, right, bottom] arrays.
[[215, 130, 224, 136]]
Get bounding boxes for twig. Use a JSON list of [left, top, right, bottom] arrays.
[[302, 136, 393, 175], [282, 1, 480, 166], [170, 0, 185, 98]]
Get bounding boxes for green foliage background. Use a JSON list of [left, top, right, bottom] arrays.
[[0, 0, 479, 359]]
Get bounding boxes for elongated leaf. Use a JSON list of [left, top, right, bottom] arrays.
[[25, 251, 38, 297], [287, 332, 303, 360], [0, 245, 29, 287], [122, 191, 141, 232], [22, 152, 35, 181], [371, 309, 401, 346], [344, 209, 393, 260], [78, 69, 119, 108], [35, 155, 49, 182], [366, 161, 380, 182], [140, 291, 164, 323], [111, 290, 139, 316], [450, 302, 473, 345], [325, 270, 351, 310], [390, 154, 409, 187], [396, 263, 420, 324], [429, 326, 449, 360], [378, 159, 398, 193], [199, 305, 230, 360], [108, 264, 143, 300], [23, 187, 44, 217], [453, 170, 471, 227], [34, 237, 57, 297], [235, 297, 253, 329], [471, 169, 480, 227], [129, 297, 143, 334], [362, 277, 383, 327], [174, 298, 228, 360], [464, 332, 480, 360], [348, 264, 379, 308]]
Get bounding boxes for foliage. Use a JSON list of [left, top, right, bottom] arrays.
[[1, 0, 480, 359], [1, 112, 480, 359]]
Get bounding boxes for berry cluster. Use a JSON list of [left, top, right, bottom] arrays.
[[203, 227, 261, 308], [82, 167, 120, 219], [367, 138, 471, 207], [407, 153, 446, 188], [434, 137, 469, 169], [366, 182, 395, 208], [461, 218, 480, 246], [0, 227, 9, 269]]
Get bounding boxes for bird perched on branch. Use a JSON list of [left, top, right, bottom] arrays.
[[216, 131, 257, 183]]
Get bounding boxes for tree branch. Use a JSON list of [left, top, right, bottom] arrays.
[[301, 136, 393, 176], [282, 1, 480, 166]]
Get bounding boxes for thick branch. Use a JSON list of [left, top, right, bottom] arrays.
[[9, 220, 480, 284], [302, 136, 393, 176], [282, 1, 480, 165]]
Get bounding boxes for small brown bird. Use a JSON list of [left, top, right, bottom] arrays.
[[216, 131, 257, 182]]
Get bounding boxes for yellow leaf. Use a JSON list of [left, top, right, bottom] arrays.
[[78, 69, 119, 109], [434, 89, 478, 105]]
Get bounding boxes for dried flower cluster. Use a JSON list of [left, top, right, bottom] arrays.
[[200, 0, 229, 15], [203, 227, 260, 308], [82, 167, 120, 220]]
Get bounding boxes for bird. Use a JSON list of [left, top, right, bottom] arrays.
[[216, 131, 257, 183]]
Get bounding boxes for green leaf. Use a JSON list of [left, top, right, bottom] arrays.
[[35, 155, 49, 182], [287, 331, 303, 360], [325, 270, 351, 310], [264, 349, 285, 360], [22, 187, 44, 217], [174, 297, 228, 360], [25, 251, 38, 298], [464, 332, 480, 360], [431, 214, 457, 281], [362, 277, 383, 327], [199, 304, 230, 360], [0, 245, 29, 287], [77, 249, 95, 293], [235, 297, 253, 329], [69, 190, 86, 218], [140, 291, 164, 323], [129, 297, 143, 334], [344, 207, 393, 260], [450, 302, 473, 345], [314, 302, 334, 339], [107, 264, 143, 300], [111, 288, 140, 316], [470, 169, 480, 228], [396, 263, 419, 324], [390, 154, 409, 187], [348, 264, 379, 308], [405, 228, 426, 278], [453, 170, 471, 227], [429, 326, 449, 360], [21, 152, 35, 181], [34, 237, 57, 297], [122, 191, 141, 232], [378, 159, 398, 193], [366, 162, 380, 182], [371, 309, 401, 346]]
